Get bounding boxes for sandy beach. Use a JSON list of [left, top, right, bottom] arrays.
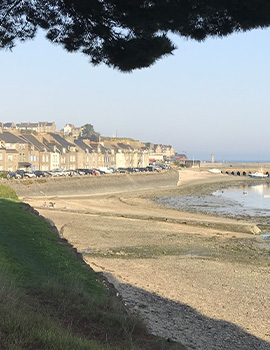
[[24, 169, 270, 350]]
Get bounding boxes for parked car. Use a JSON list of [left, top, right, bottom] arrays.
[[84, 169, 94, 175], [98, 167, 113, 174], [24, 172, 36, 178], [75, 169, 86, 175], [49, 170, 64, 176], [117, 167, 127, 173], [8, 171, 22, 179], [16, 170, 26, 178], [34, 171, 46, 177]]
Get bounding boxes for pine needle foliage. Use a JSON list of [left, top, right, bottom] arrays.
[[1, 1, 270, 71]]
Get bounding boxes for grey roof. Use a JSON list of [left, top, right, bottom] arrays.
[[43, 138, 61, 153], [17, 122, 39, 128], [103, 144, 119, 152], [20, 134, 47, 151], [0, 132, 28, 144], [117, 143, 134, 151], [4, 122, 15, 128], [74, 139, 93, 153], [90, 143, 106, 154], [49, 133, 75, 148], [176, 153, 187, 158]]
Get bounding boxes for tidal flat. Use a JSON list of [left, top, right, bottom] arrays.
[[26, 170, 270, 350]]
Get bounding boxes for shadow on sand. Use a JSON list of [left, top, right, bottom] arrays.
[[103, 272, 269, 350]]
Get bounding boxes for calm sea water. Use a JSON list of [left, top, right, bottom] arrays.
[[156, 183, 270, 224], [155, 176, 270, 240]]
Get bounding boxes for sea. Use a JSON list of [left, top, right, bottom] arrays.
[[155, 181, 270, 241]]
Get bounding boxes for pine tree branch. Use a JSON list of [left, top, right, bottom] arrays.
[[0, 0, 25, 25]]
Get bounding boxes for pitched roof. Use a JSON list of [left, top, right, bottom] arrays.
[[102, 143, 118, 152], [3, 122, 16, 128], [43, 139, 61, 153], [117, 143, 134, 151], [20, 134, 47, 151], [74, 139, 93, 153], [17, 122, 39, 128], [49, 133, 75, 148], [90, 143, 106, 154], [0, 132, 28, 144]]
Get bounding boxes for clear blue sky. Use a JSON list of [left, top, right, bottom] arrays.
[[1, 28, 270, 162]]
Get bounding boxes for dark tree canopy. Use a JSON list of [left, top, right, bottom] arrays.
[[1, 1, 270, 71], [80, 123, 100, 142]]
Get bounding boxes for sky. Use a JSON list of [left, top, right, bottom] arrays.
[[1, 28, 270, 162]]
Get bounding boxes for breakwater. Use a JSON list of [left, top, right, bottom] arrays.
[[7, 170, 179, 197], [200, 162, 270, 176]]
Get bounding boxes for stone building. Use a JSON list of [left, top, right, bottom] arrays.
[[16, 122, 56, 133], [0, 132, 30, 171]]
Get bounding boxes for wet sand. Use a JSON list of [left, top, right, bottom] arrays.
[[24, 170, 270, 350]]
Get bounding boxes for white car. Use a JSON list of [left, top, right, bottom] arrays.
[[24, 172, 36, 178], [98, 167, 113, 174]]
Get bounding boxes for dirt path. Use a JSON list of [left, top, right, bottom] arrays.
[[24, 170, 270, 350]]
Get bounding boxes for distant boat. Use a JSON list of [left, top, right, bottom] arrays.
[[249, 169, 268, 178], [209, 169, 221, 174]]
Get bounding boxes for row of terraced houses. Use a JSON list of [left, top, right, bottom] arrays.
[[0, 122, 175, 172]]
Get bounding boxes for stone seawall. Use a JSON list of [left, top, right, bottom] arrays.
[[7, 170, 179, 197]]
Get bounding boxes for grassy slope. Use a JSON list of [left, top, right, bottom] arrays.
[[0, 185, 186, 350]]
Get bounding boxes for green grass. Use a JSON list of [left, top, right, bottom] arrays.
[[0, 185, 186, 350], [0, 184, 18, 200]]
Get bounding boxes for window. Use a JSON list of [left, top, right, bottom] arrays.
[[0, 153, 2, 160], [8, 155, 12, 162]]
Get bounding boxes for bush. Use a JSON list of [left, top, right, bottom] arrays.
[[0, 171, 7, 179]]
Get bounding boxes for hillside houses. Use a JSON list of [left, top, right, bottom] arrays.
[[147, 143, 175, 162], [0, 123, 175, 172], [16, 122, 56, 133]]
